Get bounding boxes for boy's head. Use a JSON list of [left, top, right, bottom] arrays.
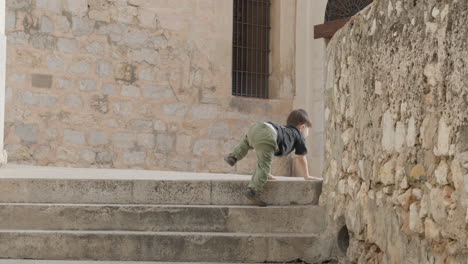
[[287, 109, 312, 137]]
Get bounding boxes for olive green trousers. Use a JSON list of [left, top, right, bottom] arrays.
[[230, 123, 278, 192]]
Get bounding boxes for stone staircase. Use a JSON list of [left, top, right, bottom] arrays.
[[0, 166, 330, 263]]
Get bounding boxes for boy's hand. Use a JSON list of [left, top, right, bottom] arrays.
[[304, 175, 321, 181], [267, 174, 277, 180]]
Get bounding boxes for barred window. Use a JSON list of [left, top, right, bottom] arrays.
[[232, 0, 271, 98]]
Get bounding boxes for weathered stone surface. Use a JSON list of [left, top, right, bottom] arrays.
[[15, 123, 38, 144], [155, 134, 175, 154], [40, 16, 54, 33], [65, 94, 83, 109], [37, 0, 62, 13], [89, 131, 109, 146], [55, 16, 70, 33], [382, 110, 395, 152], [90, 95, 109, 114], [410, 164, 425, 180], [97, 60, 112, 77], [89, 10, 110, 22], [121, 85, 141, 97], [102, 83, 116, 95], [434, 160, 449, 185], [70, 60, 91, 74], [143, 85, 174, 99], [57, 38, 78, 54], [63, 0, 88, 17], [137, 133, 155, 148], [112, 133, 135, 149], [153, 120, 167, 132], [47, 54, 64, 71], [72, 17, 95, 36], [31, 33, 56, 50], [123, 151, 145, 165], [163, 103, 186, 116], [379, 159, 395, 185], [435, 118, 451, 156], [80, 149, 96, 163], [113, 101, 133, 116], [79, 79, 97, 92], [193, 139, 219, 156], [31, 74, 52, 88], [64, 129, 86, 145], [114, 63, 136, 83], [18, 91, 58, 107]]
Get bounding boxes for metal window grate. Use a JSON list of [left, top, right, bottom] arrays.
[[325, 0, 373, 22], [232, 0, 271, 98]]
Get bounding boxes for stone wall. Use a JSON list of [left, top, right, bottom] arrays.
[[322, 0, 467, 263], [4, 0, 294, 175]]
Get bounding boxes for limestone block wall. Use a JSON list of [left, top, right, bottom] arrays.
[[3, 0, 294, 175], [322, 0, 468, 263]]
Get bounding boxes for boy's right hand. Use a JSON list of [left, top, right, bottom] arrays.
[[304, 175, 321, 181]]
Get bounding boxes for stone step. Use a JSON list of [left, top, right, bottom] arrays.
[[0, 203, 326, 234], [0, 230, 325, 262], [0, 166, 322, 206]]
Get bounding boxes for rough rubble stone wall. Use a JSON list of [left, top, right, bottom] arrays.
[[4, 0, 293, 175], [321, 0, 468, 263]]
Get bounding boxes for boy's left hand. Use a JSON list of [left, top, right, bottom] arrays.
[[304, 176, 322, 181], [267, 174, 277, 180]]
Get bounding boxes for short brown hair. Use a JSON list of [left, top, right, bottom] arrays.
[[286, 109, 312, 127]]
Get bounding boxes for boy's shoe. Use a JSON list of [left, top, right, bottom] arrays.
[[244, 188, 267, 207], [224, 155, 237, 166]]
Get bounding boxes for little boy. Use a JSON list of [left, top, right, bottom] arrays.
[[224, 109, 321, 206]]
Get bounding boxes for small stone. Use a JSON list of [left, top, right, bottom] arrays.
[[79, 79, 97, 92], [89, 10, 110, 22], [85, 41, 105, 55], [434, 160, 449, 185], [15, 123, 38, 144], [395, 122, 406, 152], [111, 6, 137, 24], [33, 146, 50, 161], [209, 122, 229, 138], [409, 203, 423, 234], [113, 101, 133, 116], [96, 152, 114, 164], [124, 28, 148, 46], [90, 95, 109, 114], [56, 79, 71, 90], [400, 177, 409, 189], [398, 189, 412, 210], [430, 188, 447, 224], [72, 16, 95, 36], [47, 54, 64, 71], [424, 218, 440, 240], [31, 74, 52, 88], [379, 158, 395, 185], [89, 131, 109, 146], [419, 195, 429, 218], [341, 128, 354, 146], [176, 134, 192, 154], [153, 120, 167, 132], [112, 133, 135, 149], [55, 16, 70, 33], [382, 110, 395, 152], [19, 91, 58, 107], [121, 85, 141, 97], [123, 151, 146, 165], [80, 149, 96, 163], [192, 105, 219, 120], [193, 139, 218, 156], [155, 134, 175, 154], [37, 0, 62, 13], [374, 80, 383, 95], [63, 0, 88, 17], [138, 9, 157, 28], [31, 33, 57, 50], [406, 117, 416, 147], [163, 103, 187, 116], [102, 83, 116, 95], [64, 129, 85, 145], [451, 158, 464, 190], [57, 38, 78, 54], [57, 147, 78, 162], [8, 32, 30, 46], [137, 133, 155, 148], [131, 48, 157, 65], [431, 7, 440, 18], [114, 63, 136, 83], [131, 119, 152, 131], [410, 164, 426, 180], [97, 61, 112, 77], [143, 85, 174, 99], [435, 118, 451, 156], [66, 94, 83, 108], [423, 63, 438, 86], [70, 60, 91, 74], [40, 16, 54, 33]]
